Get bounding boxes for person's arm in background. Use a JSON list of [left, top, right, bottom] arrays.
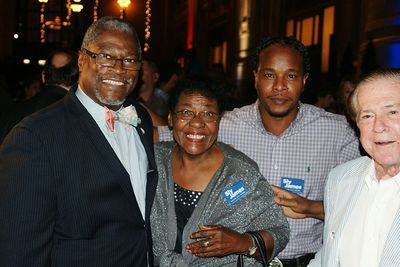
[[272, 186, 324, 220], [153, 125, 173, 143], [272, 119, 360, 221]]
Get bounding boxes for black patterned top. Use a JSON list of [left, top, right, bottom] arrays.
[[174, 183, 203, 253]]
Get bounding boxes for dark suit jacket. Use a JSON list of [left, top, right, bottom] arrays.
[[0, 87, 158, 267], [0, 85, 68, 144]]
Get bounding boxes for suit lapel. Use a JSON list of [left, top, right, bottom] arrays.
[[333, 163, 366, 234], [325, 158, 369, 266], [64, 89, 142, 216], [130, 104, 158, 221]]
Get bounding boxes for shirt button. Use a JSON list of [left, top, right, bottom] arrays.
[[274, 164, 278, 170], [329, 231, 335, 239]]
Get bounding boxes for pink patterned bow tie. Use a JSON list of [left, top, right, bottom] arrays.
[[105, 105, 141, 132]]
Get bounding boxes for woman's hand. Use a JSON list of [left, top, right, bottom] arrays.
[[186, 224, 252, 258]]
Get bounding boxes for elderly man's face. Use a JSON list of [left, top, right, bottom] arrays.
[[357, 78, 400, 178], [78, 29, 140, 110]]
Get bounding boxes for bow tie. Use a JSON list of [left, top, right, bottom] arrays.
[[105, 105, 141, 132]]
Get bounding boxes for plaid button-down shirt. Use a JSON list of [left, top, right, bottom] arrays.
[[158, 101, 361, 259]]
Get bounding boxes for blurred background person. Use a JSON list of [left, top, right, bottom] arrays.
[[310, 79, 336, 113], [0, 48, 78, 144], [136, 58, 167, 126], [154, 60, 183, 118], [208, 63, 244, 111], [336, 75, 358, 118]]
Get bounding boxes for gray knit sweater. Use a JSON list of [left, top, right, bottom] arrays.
[[151, 141, 289, 267]]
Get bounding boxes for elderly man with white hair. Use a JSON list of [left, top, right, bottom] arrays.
[[309, 68, 400, 267]]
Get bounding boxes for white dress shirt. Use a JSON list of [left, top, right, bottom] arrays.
[[76, 87, 148, 219], [339, 160, 400, 267]]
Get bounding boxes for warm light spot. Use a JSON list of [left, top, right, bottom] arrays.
[[296, 21, 301, 40], [23, 59, 31, 65], [301, 17, 313, 46], [117, 0, 131, 9], [286, 20, 294, 36], [38, 60, 46, 66], [314, 15, 319, 45], [186, 0, 195, 49], [236, 62, 244, 80], [322, 6, 335, 72], [14, 33, 19, 39], [71, 3, 83, 12]]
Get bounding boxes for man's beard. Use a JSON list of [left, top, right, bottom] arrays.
[[264, 102, 298, 118], [95, 88, 126, 106], [94, 75, 135, 106], [268, 110, 291, 118]]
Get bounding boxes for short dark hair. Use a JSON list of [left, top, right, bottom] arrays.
[[168, 75, 225, 114], [43, 49, 78, 87], [253, 36, 311, 74]]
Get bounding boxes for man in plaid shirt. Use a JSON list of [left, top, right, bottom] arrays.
[[157, 36, 360, 267]]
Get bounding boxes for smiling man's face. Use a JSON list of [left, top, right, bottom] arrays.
[[357, 77, 400, 178], [78, 29, 140, 110]]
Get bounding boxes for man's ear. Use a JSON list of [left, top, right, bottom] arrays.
[[302, 73, 309, 86], [77, 53, 85, 72], [302, 73, 309, 92], [167, 113, 173, 129], [153, 73, 160, 84]]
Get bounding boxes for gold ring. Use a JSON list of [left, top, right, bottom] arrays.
[[203, 240, 210, 247]]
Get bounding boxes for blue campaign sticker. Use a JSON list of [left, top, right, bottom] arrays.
[[223, 180, 249, 206], [280, 177, 304, 194]]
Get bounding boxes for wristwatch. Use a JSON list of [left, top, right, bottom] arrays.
[[247, 233, 257, 256]]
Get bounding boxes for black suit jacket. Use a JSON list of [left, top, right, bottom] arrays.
[[0, 87, 158, 267]]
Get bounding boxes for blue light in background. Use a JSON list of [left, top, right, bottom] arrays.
[[377, 43, 400, 68]]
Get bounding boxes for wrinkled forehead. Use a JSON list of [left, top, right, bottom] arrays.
[[357, 78, 400, 106], [92, 30, 139, 52]]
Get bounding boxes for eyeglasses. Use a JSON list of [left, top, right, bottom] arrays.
[[81, 48, 142, 71], [174, 109, 220, 122]]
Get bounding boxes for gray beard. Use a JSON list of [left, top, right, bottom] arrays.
[[95, 88, 125, 106]]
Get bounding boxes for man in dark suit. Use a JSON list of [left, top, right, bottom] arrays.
[[0, 17, 157, 267], [0, 48, 78, 143]]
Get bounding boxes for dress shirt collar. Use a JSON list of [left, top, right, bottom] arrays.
[[76, 86, 124, 127], [365, 159, 400, 189], [253, 100, 306, 137]]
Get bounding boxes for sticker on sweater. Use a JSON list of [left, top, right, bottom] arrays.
[[223, 180, 249, 205], [280, 177, 304, 194]]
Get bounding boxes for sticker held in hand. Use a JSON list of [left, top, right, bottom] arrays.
[[280, 177, 304, 194]]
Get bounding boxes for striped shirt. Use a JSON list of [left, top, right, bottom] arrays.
[[158, 101, 360, 258]]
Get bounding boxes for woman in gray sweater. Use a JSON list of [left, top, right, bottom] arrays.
[[151, 77, 289, 266]]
